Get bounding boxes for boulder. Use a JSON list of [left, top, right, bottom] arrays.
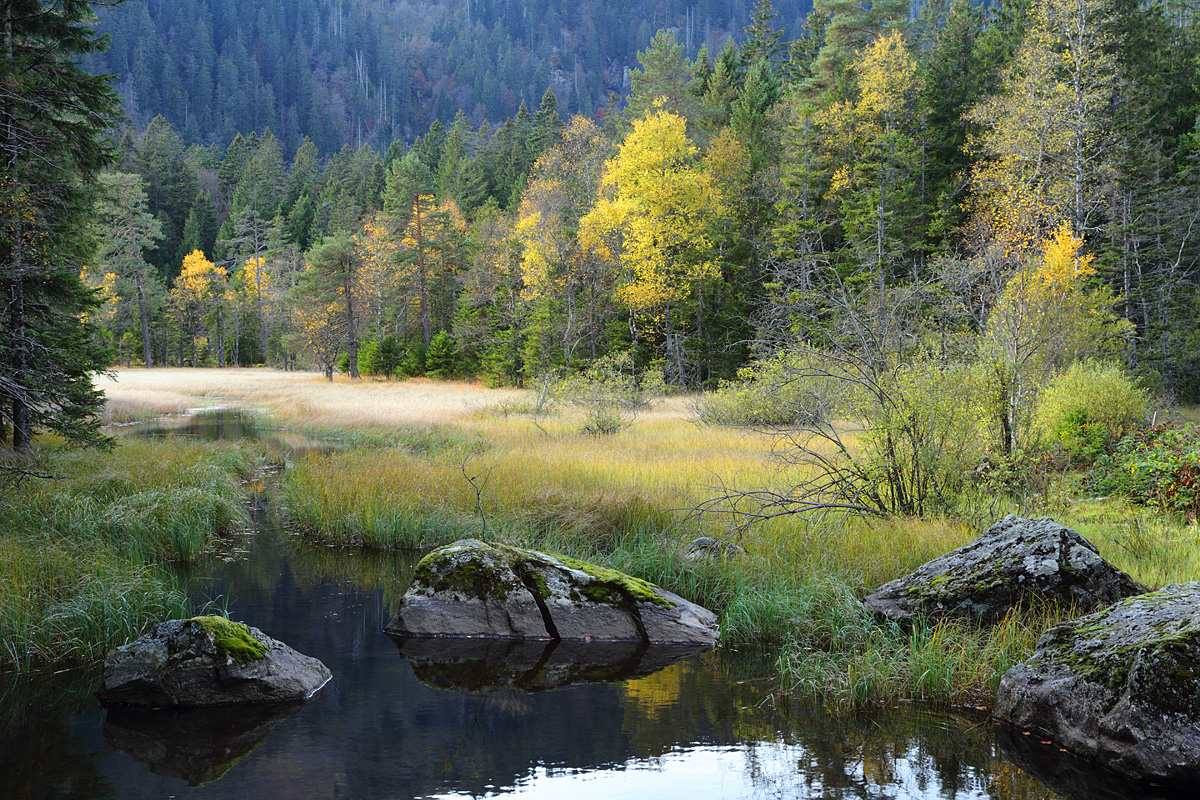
[[995, 582, 1200, 787], [864, 515, 1143, 625], [97, 617, 332, 708], [384, 539, 717, 646], [684, 536, 745, 561]]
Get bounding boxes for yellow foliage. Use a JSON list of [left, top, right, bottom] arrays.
[[579, 109, 722, 314]]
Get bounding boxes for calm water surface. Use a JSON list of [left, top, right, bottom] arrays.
[[0, 411, 1165, 799]]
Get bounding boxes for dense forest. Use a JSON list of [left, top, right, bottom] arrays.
[[83, 0, 1200, 431], [88, 0, 817, 154]]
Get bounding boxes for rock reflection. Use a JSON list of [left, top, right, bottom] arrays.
[[390, 635, 710, 692], [994, 723, 1191, 800], [103, 702, 303, 786]]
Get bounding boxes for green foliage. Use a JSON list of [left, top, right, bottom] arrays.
[[425, 331, 459, 380], [551, 352, 664, 435], [1035, 360, 1149, 440], [1088, 424, 1200, 515], [358, 339, 384, 376], [400, 343, 427, 378], [699, 351, 828, 427]]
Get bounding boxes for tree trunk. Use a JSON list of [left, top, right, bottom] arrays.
[[135, 270, 153, 366]]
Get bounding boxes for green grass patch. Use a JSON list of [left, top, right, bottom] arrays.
[[0, 437, 267, 673]]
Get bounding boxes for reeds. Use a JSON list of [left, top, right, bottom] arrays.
[[94, 370, 1200, 709], [0, 438, 266, 673]]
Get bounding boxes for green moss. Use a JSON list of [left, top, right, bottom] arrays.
[[191, 616, 267, 664], [413, 543, 524, 600], [556, 555, 674, 608], [412, 541, 673, 608]]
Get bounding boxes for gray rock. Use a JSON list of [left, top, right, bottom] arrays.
[[995, 582, 1200, 787], [684, 536, 745, 561], [864, 515, 1143, 625], [97, 618, 332, 708], [384, 539, 717, 646]]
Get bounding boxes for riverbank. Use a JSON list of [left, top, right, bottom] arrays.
[[0, 436, 273, 672], [64, 370, 1200, 707]]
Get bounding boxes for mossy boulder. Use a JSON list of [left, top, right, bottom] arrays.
[[995, 582, 1200, 787], [864, 515, 1143, 626], [385, 539, 717, 646], [97, 618, 331, 708]]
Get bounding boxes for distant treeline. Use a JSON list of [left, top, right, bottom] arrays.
[[88, 0, 816, 156]]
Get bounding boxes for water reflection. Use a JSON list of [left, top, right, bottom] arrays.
[[994, 724, 1190, 800], [393, 637, 711, 693], [0, 409, 1139, 799], [103, 703, 304, 786]]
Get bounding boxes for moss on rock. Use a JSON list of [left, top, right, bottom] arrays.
[[190, 616, 267, 664]]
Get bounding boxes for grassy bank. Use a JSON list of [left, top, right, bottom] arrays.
[[0, 437, 270, 672], [100, 369, 1200, 710]]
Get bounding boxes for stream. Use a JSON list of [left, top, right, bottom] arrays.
[[0, 411, 1164, 799]]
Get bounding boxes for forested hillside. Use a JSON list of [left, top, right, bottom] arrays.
[[89, 0, 815, 154], [86, 0, 1200, 439]]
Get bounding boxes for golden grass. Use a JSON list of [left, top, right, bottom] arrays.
[[94, 367, 1200, 709]]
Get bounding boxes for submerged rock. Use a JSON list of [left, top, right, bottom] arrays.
[[864, 515, 1143, 625], [392, 636, 710, 692], [995, 582, 1200, 787], [97, 617, 332, 708], [384, 539, 717, 646]]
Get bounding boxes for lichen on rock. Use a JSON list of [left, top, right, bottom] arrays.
[[995, 582, 1200, 787], [864, 515, 1143, 625]]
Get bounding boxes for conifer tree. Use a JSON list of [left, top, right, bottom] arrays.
[[1, 0, 122, 452]]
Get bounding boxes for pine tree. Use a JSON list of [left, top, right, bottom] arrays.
[[94, 173, 164, 367], [742, 0, 785, 69]]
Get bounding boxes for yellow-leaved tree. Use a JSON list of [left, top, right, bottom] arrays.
[[965, 0, 1117, 255], [579, 106, 724, 384], [172, 250, 226, 366], [515, 115, 613, 381], [981, 221, 1132, 453], [354, 212, 400, 340]]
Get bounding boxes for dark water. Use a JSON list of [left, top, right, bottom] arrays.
[[0, 411, 1169, 800]]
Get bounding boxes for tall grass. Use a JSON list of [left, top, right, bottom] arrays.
[[97, 369, 1200, 709], [0, 437, 266, 673]]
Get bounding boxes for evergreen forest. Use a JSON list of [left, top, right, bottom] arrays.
[[80, 0, 1200, 430]]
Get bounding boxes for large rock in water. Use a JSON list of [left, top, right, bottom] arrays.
[[97, 617, 332, 708], [864, 515, 1143, 625], [384, 539, 717, 646], [995, 582, 1200, 787]]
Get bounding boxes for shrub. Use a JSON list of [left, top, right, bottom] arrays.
[[400, 342, 427, 377], [551, 352, 664, 435], [358, 339, 384, 376], [1087, 423, 1200, 515], [697, 351, 830, 427], [1034, 360, 1148, 443]]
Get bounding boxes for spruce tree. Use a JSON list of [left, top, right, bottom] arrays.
[[1, 0, 122, 452]]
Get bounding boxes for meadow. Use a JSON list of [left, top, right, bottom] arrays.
[[14, 367, 1196, 710]]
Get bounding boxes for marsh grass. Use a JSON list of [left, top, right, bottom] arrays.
[[0, 437, 266, 672], [97, 369, 1200, 709]]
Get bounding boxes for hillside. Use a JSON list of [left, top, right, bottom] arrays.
[[89, 0, 815, 155]]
